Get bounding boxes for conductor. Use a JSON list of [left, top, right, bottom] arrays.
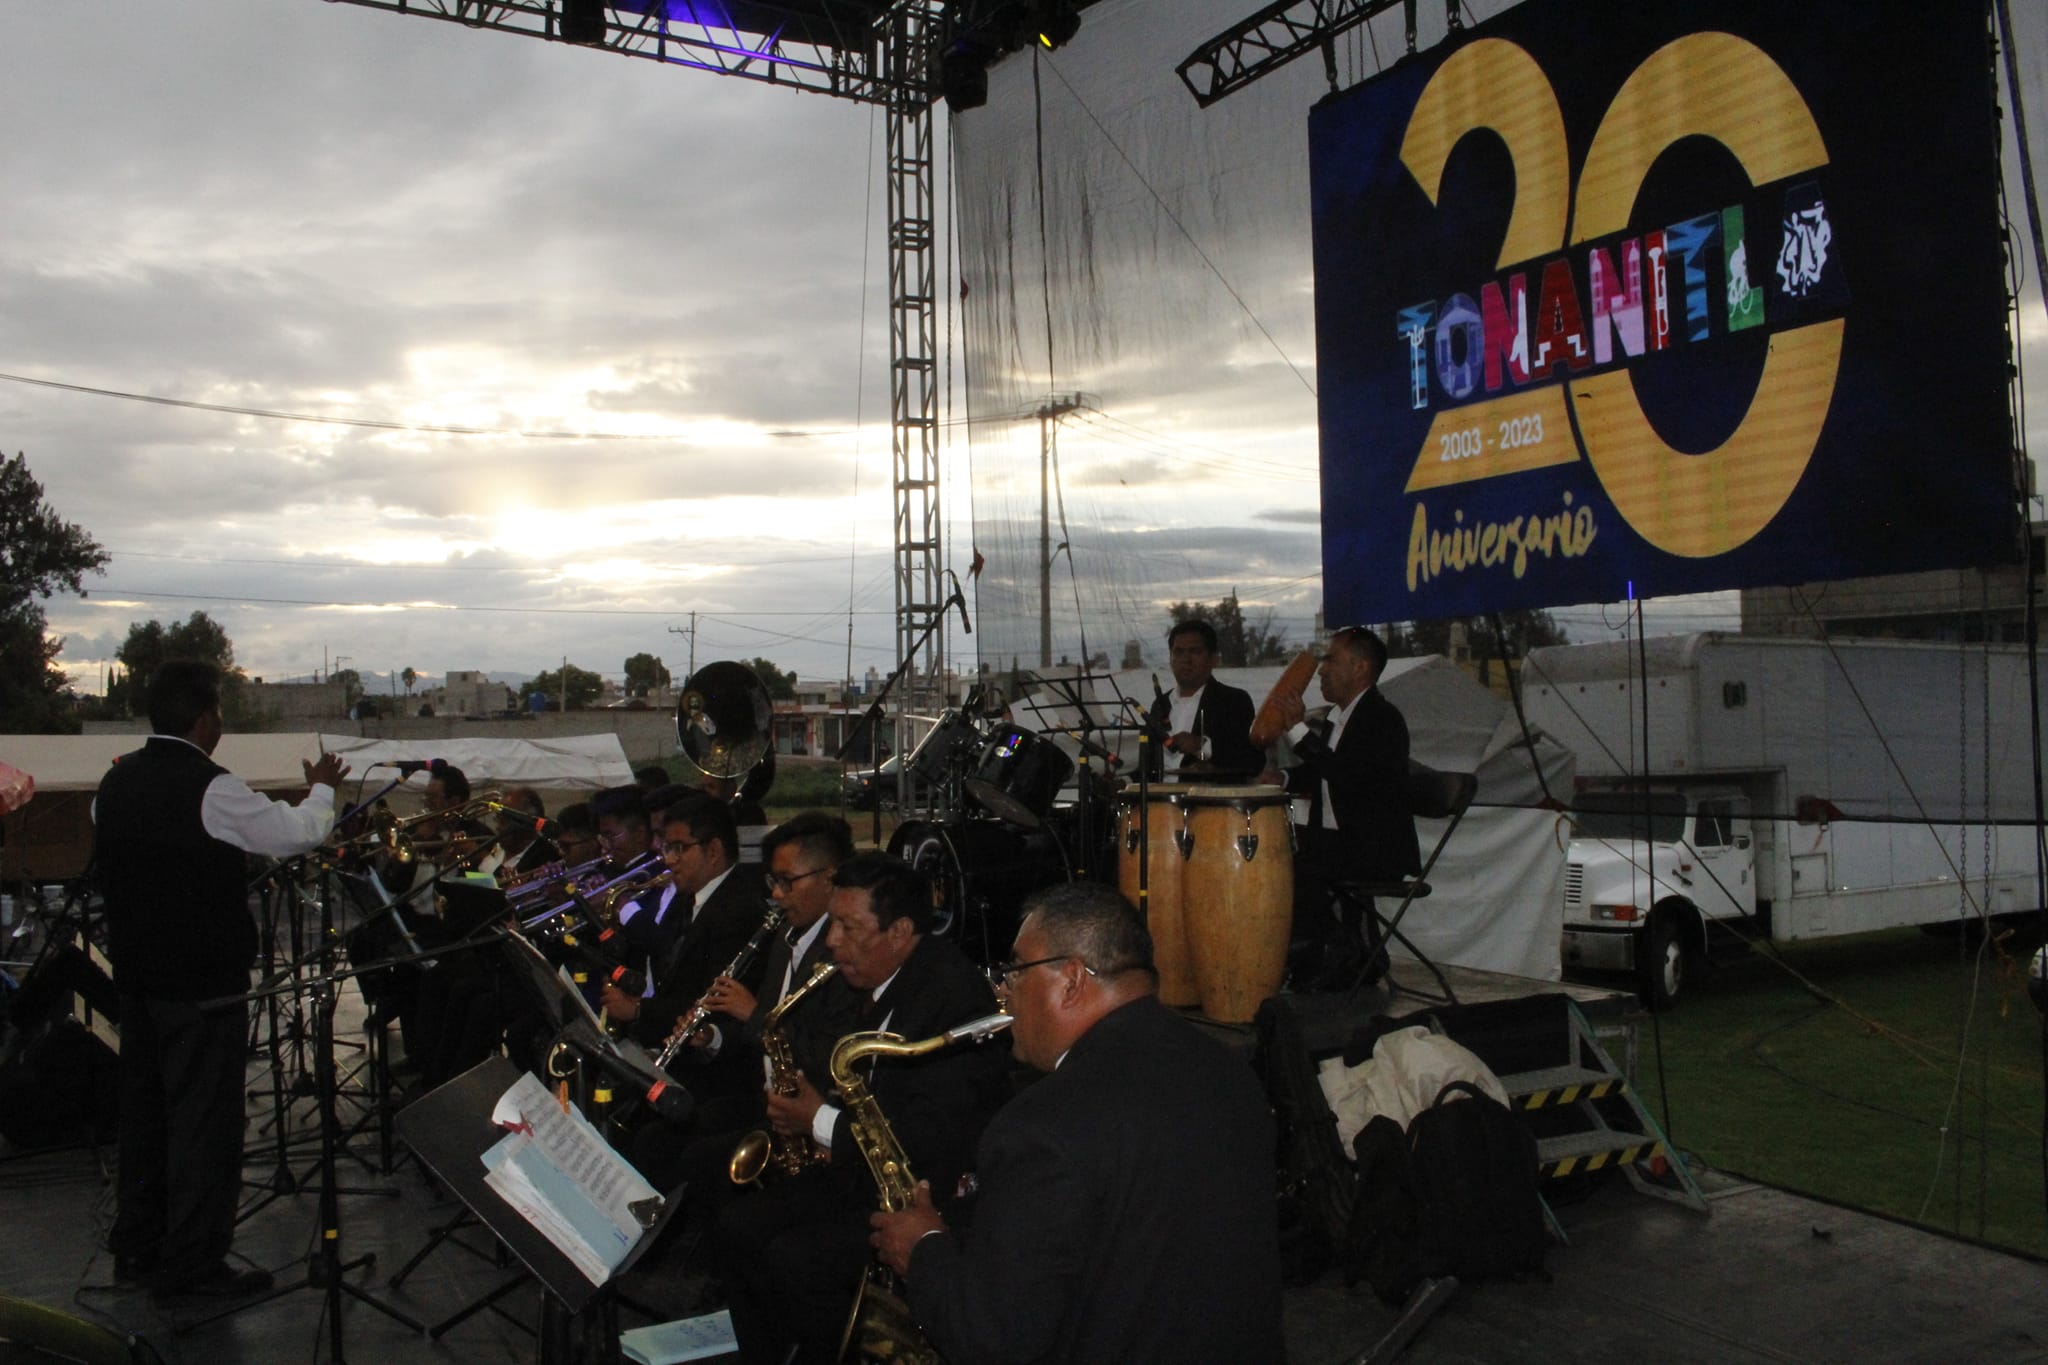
[[96, 660, 348, 1301]]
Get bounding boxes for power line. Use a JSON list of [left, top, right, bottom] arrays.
[[89, 585, 897, 622]]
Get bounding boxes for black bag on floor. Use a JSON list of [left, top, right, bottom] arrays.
[[1252, 995, 1355, 1285], [1344, 1079, 1547, 1302]]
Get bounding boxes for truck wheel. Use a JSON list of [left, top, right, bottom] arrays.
[[1638, 911, 1690, 1011]]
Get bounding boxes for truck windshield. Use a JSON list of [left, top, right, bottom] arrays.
[[1571, 791, 1689, 842]]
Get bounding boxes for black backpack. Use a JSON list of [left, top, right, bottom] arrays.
[[1344, 1079, 1548, 1302]]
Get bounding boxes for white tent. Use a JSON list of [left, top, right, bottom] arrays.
[[316, 734, 635, 793], [1, 733, 325, 792], [1009, 656, 1573, 980]]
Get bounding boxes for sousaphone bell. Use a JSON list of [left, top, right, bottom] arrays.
[[676, 660, 777, 805]]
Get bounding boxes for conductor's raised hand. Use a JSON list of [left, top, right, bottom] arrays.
[[306, 752, 349, 789]]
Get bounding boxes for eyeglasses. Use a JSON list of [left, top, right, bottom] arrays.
[[985, 955, 1094, 993], [766, 866, 832, 894], [661, 840, 703, 859]]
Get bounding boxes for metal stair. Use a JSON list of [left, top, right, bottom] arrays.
[[1492, 1001, 1708, 1214]]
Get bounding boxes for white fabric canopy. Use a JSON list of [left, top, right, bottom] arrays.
[[0, 733, 324, 792], [316, 734, 634, 793]]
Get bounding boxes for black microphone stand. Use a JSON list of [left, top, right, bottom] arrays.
[[838, 599, 953, 850], [188, 954, 429, 1353]]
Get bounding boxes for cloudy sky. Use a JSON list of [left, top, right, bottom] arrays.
[[5, 0, 2046, 698]]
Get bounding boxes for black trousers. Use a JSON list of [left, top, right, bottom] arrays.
[[110, 994, 249, 1284], [1293, 826, 1387, 984], [713, 1167, 869, 1365]]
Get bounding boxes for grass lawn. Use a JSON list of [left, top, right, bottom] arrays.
[[1627, 922, 2048, 1258]]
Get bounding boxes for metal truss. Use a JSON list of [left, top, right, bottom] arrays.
[[1176, 0, 1455, 107], [323, 0, 920, 105], [885, 2, 947, 743]]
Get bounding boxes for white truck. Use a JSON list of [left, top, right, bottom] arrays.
[[1520, 633, 2045, 1007]]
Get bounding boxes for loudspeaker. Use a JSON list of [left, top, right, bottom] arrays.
[[560, 0, 607, 45]]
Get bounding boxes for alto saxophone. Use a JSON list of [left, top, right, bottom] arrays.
[[654, 904, 788, 1070], [728, 961, 841, 1185], [832, 1013, 1014, 1365]]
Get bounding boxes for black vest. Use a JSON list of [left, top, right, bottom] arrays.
[[96, 736, 254, 1001]]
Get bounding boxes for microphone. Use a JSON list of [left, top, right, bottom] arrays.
[[386, 758, 442, 777], [640, 1073, 695, 1125], [495, 806, 561, 840], [951, 587, 972, 636]]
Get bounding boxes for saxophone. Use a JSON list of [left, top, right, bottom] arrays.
[[728, 961, 841, 1185], [832, 1014, 1015, 1365]]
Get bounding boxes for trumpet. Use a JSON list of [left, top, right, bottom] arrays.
[[655, 903, 788, 1069], [335, 788, 512, 866], [518, 852, 661, 934], [505, 853, 613, 911]]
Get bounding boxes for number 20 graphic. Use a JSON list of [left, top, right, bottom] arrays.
[[1396, 34, 1841, 558]]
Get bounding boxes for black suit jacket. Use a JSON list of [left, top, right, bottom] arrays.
[[739, 920, 840, 1053], [798, 933, 1010, 1212], [1287, 684, 1422, 881], [1143, 677, 1262, 781], [631, 862, 771, 1047], [907, 994, 1284, 1364]]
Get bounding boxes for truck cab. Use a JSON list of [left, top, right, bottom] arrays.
[[1563, 786, 1757, 1008]]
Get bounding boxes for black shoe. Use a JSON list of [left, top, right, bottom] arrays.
[[151, 1262, 275, 1305]]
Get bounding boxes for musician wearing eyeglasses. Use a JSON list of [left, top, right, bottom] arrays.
[[869, 882, 1284, 1364], [605, 797, 766, 1066], [1143, 618, 1263, 782], [623, 813, 860, 1203], [715, 854, 1010, 1365]]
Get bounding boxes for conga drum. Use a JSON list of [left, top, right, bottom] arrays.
[[1181, 786, 1294, 1022], [1113, 785, 1198, 1007]]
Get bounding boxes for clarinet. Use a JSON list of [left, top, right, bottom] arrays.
[[654, 903, 790, 1069]]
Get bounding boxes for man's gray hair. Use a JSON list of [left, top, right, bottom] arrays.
[[1019, 882, 1154, 978]]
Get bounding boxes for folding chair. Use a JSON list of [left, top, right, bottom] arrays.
[[1333, 761, 1478, 1004]]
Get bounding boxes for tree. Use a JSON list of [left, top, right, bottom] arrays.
[[745, 657, 797, 701], [331, 667, 363, 709], [1167, 592, 1291, 667], [401, 666, 418, 697], [106, 611, 245, 719], [523, 663, 605, 710], [623, 652, 671, 698], [0, 451, 108, 732]]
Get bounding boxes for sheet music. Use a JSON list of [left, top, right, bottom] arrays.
[[483, 1071, 660, 1286]]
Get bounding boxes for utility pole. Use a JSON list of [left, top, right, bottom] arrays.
[[1036, 394, 1082, 668], [668, 613, 697, 680]]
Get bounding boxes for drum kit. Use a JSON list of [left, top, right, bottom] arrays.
[[883, 703, 1077, 966]]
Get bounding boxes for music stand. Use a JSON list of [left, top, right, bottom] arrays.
[[395, 1056, 681, 1359]]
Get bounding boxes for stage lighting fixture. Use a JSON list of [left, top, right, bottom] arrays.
[[560, 0, 608, 45], [1036, 6, 1080, 49], [942, 49, 991, 110]]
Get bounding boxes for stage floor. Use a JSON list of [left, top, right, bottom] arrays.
[[2, 969, 2043, 1364]]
